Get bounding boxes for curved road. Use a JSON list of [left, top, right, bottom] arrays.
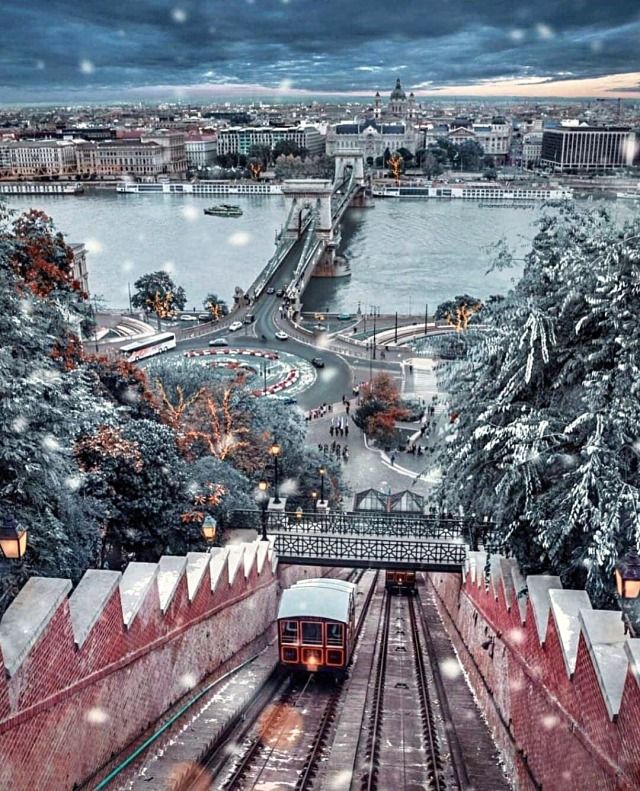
[[171, 237, 357, 410]]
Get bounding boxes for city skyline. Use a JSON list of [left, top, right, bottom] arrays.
[[1, 0, 639, 103]]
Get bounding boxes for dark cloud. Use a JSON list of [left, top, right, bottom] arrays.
[[0, 0, 638, 100]]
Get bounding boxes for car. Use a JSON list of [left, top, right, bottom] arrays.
[[243, 313, 255, 324], [276, 288, 285, 297], [180, 314, 198, 322], [198, 313, 212, 320], [229, 321, 243, 332], [275, 330, 289, 341], [282, 396, 297, 405], [266, 286, 276, 295], [337, 313, 351, 321], [311, 357, 325, 368], [209, 337, 229, 347], [314, 324, 327, 332]]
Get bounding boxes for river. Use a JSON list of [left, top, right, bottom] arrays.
[[4, 190, 632, 314]]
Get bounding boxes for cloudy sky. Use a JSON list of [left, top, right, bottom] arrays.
[[1, 0, 639, 102]]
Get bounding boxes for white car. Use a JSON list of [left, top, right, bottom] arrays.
[[209, 337, 229, 347], [228, 321, 243, 332], [275, 330, 289, 341], [180, 314, 199, 322]]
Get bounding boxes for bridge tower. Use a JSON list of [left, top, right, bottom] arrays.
[[280, 180, 334, 241], [333, 151, 365, 186]]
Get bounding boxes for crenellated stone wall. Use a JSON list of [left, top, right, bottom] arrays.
[[0, 541, 325, 791], [428, 552, 640, 790]]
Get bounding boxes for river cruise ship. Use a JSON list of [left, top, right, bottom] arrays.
[[372, 181, 572, 201], [116, 181, 282, 195], [0, 182, 84, 195]]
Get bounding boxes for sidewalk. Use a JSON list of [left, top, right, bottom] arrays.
[[305, 409, 435, 501]]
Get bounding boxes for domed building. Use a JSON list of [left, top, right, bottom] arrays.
[[326, 78, 422, 164]]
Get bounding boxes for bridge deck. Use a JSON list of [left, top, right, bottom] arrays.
[[271, 531, 468, 571]]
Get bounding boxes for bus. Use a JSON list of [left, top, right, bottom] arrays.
[[119, 332, 176, 363]]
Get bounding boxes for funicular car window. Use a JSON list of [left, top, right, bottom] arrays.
[[301, 621, 322, 645], [281, 621, 298, 643], [326, 622, 343, 646]]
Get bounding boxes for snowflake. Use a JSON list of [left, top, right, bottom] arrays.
[[228, 231, 251, 247]]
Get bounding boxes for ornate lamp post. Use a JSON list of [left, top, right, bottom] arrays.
[[269, 441, 282, 504], [0, 515, 27, 562], [615, 549, 640, 635], [258, 478, 269, 541]]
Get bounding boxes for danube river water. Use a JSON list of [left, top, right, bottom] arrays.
[[5, 191, 629, 314]]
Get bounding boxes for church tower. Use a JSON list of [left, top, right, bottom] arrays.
[[373, 90, 381, 120]]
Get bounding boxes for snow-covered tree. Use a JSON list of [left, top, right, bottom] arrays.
[[434, 208, 640, 605]]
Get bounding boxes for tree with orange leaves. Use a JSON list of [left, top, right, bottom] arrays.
[[354, 372, 409, 449]]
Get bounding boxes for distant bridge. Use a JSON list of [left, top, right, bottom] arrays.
[[247, 152, 369, 307], [233, 510, 499, 572]]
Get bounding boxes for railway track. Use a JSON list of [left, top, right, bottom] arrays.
[[355, 591, 447, 791], [186, 569, 378, 791]]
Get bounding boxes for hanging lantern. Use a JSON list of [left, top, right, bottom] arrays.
[[201, 515, 217, 543], [0, 515, 27, 560]]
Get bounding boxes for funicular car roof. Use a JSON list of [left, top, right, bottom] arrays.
[[294, 578, 356, 594], [278, 584, 352, 624]]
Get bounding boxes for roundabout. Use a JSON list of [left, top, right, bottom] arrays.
[[183, 346, 317, 397]]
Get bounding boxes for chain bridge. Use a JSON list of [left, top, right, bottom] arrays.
[[234, 510, 499, 572], [248, 151, 369, 306]]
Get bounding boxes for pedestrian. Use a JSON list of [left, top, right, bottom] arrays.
[[345, 423, 349, 437], [330, 425, 334, 437], [328, 403, 333, 413], [342, 394, 346, 405], [409, 364, 413, 374], [390, 452, 396, 466], [318, 443, 323, 452], [323, 443, 329, 454], [345, 402, 350, 416], [331, 440, 336, 453], [336, 443, 341, 456]]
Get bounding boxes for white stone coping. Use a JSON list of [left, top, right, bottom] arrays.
[[624, 639, 640, 688], [579, 609, 628, 719], [549, 589, 592, 676], [157, 556, 187, 612], [527, 575, 563, 643], [227, 545, 246, 586], [69, 570, 121, 648], [467, 551, 487, 586], [243, 542, 258, 577], [0, 578, 71, 676], [209, 547, 230, 591], [498, 557, 517, 608], [511, 562, 528, 623], [186, 552, 210, 601], [119, 562, 159, 628], [256, 540, 270, 574]]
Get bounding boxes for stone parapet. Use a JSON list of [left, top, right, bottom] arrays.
[[428, 556, 640, 790], [0, 539, 293, 791]]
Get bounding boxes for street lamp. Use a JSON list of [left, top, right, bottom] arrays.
[[319, 465, 326, 504], [269, 441, 282, 504], [311, 490, 318, 513], [0, 515, 27, 562], [201, 515, 217, 544], [258, 477, 269, 541]]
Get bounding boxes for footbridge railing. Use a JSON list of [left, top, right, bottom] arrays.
[[233, 510, 499, 551]]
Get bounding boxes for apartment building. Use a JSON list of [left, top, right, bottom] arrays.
[[216, 125, 324, 157]]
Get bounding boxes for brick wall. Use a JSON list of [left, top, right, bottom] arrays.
[[0, 543, 325, 791], [428, 553, 640, 790]]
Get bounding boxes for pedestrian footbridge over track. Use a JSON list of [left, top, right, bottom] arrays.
[[233, 510, 499, 572]]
